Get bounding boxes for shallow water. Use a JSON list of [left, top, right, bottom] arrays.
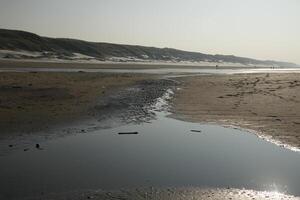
[[1, 105, 300, 199], [1, 67, 300, 75]]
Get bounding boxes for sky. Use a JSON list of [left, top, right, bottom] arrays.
[[0, 0, 299, 63]]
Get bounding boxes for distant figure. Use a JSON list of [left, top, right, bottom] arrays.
[[216, 65, 219, 69]]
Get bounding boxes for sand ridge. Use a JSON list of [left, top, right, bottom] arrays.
[[172, 73, 300, 150]]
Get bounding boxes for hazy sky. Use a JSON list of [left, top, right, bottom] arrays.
[[0, 0, 299, 63]]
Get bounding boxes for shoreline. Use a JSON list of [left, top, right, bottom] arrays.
[[0, 72, 177, 152], [0, 72, 153, 137], [1, 68, 300, 151], [171, 73, 300, 150], [18, 187, 300, 200], [1, 69, 300, 199], [0, 59, 289, 69]]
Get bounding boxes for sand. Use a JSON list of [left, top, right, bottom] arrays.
[[0, 72, 151, 135], [172, 73, 300, 150], [22, 187, 300, 200], [0, 59, 261, 69], [1, 64, 300, 199], [1, 68, 300, 150]]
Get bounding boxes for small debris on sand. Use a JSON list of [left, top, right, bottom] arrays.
[[118, 132, 139, 135], [190, 130, 202, 133]]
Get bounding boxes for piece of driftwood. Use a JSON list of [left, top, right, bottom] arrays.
[[118, 132, 139, 135], [190, 130, 202, 133]]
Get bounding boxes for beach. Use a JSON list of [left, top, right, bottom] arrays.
[[0, 71, 153, 136], [20, 187, 300, 200], [2, 1, 300, 198], [1, 63, 300, 199], [171, 73, 300, 149], [1, 62, 300, 149]]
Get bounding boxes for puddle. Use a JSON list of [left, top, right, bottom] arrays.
[[0, 90, 300, 199]]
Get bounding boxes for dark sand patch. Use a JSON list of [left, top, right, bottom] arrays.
[[0, 72, 152, 136]]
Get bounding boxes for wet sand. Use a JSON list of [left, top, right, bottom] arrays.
[[172, 73, 300, 149], [0, 72, 151, 136], [22, 187, 300, 200], [1, 64, 300, 199]]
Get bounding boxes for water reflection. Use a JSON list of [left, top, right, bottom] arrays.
[[0, 108, 300, 199]]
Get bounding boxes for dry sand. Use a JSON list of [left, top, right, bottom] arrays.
[[0, 59, 259, 69], [172, 73, 300, 150]]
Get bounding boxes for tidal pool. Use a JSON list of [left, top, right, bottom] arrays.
[[1, 107, 300, 199]]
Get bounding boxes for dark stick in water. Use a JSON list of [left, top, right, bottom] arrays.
[[190, 130, 202, 133], [118, 132, 139, 135]]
